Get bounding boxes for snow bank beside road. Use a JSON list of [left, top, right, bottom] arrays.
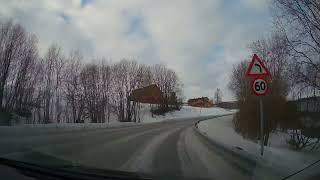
[[140, 105, 234, 123], [0, 106, 234, 131], [197, 115, 320, 179]]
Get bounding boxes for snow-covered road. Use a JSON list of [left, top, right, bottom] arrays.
[[0, 116, 253, 179]]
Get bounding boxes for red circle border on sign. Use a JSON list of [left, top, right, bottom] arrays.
[[251, 77, 269, 96]]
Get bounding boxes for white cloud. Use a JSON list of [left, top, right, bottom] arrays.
[[0, 0, 271, 100]]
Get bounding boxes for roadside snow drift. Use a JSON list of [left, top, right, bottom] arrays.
[[140, 105, 235, 123], [197, 115, 320, 179], [0, 105, 235, 129]]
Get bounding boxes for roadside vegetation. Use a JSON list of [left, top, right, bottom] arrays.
[[0, 20, 182, 125], [229, 0, 320, 151]]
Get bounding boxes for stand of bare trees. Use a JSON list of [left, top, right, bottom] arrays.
[[229, 0, 320, 150], [151, 64, 183, 115], [273, 0, 320, 96], [231, 27, 298, 143], [0, 20, 182, 125], [111, 60, 153, 122], [271, 0, 320, 150], [0, 21, 39, 125]]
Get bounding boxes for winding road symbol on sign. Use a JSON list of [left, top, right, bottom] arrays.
[[254, 63, 262, 73], [246, 54, 270, 77]]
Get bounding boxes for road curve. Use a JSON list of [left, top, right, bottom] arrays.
[[0, 116, 253, 180]]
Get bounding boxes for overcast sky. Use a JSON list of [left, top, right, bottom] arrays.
[[0, 0, 272, 101]]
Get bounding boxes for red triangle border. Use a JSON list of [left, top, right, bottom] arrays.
[[246, 54, 271, 77]]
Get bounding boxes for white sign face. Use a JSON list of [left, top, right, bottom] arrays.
[[252, 78, 268, 96], [250, 61, 267, 74], [246, 54, 270, 77]]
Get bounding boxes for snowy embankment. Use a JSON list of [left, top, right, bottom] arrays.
[[197, 116, 320, 179], [140, 105, 235, 123], [0, 106, 234, 130]]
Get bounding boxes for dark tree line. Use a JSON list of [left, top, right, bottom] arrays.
[[0, 20, 182, 124]]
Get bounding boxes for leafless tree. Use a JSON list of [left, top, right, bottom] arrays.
[[151, 64, 181, 114], [248, 31, 290, 97], [63, 51, 84, 123], [110, 60, 153, 122], [10, 34, 38, 114], [229, 31, 291, 144], [0, 20, 41, 125], [0, 21, 27, 109], [214, 88, 222, 104], [39, 44, 64, 123], [98, 60, 112, 123], [229, 61, 251, 102], [80, 63, 101, 123], [0, 20, 183, 125], [273, 0, 320, 94]]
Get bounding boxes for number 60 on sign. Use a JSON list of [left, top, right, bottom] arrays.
[[252, 78, 268, 96]]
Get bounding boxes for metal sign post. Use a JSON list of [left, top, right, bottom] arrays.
[[260, 98, 264, 156], [246, 54, 271, 157], [252, 78, 267, 155]]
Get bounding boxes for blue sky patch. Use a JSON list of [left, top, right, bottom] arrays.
[[81, 0, 93, 8], [126, 15, 149, 38], [58, 12, 71, 24]]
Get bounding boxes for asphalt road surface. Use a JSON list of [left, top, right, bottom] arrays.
[[0, 116, 256, 180]]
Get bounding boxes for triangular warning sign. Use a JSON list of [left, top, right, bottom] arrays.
[[246, 54, 270, 77]]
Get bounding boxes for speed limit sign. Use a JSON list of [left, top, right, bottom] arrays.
[[245, 54, 271, 156], [252, 78, 268, 96]]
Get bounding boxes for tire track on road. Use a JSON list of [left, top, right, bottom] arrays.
[[0, 123, 170, 156], [8, 122, 185, 170], [119, 125, 188, 174], [184, 127, 249, 180], [151, 126, 188, 177]]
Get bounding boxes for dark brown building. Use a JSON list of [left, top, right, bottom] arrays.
[[129, 84, 163, 104], [216, 101, 238, 109], [187, 97, 214, 107]]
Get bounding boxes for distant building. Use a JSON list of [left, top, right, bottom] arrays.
[[216, 101, 238, 109], [129, 84, 163, 104], [290, 97, 320, 137], [187, 97, 213, 107], [291, 96, 320, 113]]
